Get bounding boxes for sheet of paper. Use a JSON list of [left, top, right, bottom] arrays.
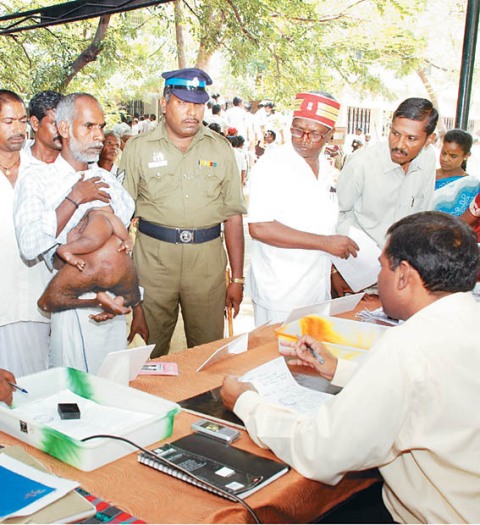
[[240, 357, 332, 416], [196, 333, 248, 371], [0, 455, 78, 519], [331, 227, 381, 292], [10, 390, 154, 441], [284, 293, 365, 324]]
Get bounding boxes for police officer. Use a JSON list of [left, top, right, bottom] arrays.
[[120, 68, 246, 357]]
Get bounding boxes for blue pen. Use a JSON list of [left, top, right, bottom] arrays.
[[7, 381, 28, 394], [306, 344, 325, 365]]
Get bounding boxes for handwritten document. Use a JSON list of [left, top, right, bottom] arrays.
[[240, 357, 333, 416]]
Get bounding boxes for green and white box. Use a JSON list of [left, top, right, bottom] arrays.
[[1, 367, 180, 471]]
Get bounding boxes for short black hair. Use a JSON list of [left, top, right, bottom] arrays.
[[264, 129, 276, 141], [0, 89, 24, 112], [208, 122, 223, 135], [29, 91, 63, 121], [393, 98, 439, 136], [212, 104, 221, 115], [227, 135, 240, 148], [233, 96, 242, 106], [386, 211, 479, 293]]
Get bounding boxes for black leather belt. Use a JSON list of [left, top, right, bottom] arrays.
[[138, 219, 221, 244]]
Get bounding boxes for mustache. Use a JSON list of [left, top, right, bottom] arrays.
[[10, 133, 25, 140], [87, 141, 104, 149], [391, 147, 407, 156]]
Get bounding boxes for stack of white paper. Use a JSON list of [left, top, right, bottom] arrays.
[[356, 307, 401, 326]]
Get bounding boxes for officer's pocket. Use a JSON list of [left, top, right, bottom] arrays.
[[198, 169, 223, 198], [145, 168, 179, 201]]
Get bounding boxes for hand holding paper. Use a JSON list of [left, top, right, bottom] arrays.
[[331, 227, 381, 292]]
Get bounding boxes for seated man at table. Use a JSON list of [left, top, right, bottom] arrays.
[[221, 211, 480, 524]]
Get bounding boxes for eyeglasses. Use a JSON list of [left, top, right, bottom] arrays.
[[290, 127, 328, 143]]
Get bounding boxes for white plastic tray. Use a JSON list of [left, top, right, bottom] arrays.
[[0, 367, 180, 471]]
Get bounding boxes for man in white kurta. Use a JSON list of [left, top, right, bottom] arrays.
[[248, 148, 338, 319], [0, 91, 51, 377], [221, 211, 480, 524], [247, 91, 359, 325], [1, 149, 51, 376], [14, 94, 135, 374]]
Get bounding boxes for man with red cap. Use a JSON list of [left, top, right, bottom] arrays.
[[120, 68, 247, 357], [247, 91, 359, 325]]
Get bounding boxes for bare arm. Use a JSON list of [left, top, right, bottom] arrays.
[[249, 221, 359, 259], [224, 214, 245, 317], [56, 174, 111, 237]]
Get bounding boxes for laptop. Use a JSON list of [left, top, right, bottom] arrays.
[[96, 344, 155, 384]]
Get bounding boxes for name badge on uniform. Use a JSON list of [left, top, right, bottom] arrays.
[[148, 160, 168, 168], [149, 152, 167, 168]]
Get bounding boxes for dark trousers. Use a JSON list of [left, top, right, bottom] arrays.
[[314, 483, 396, 524]]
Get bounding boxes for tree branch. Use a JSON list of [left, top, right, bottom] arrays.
[[223, 0, 259, 45], [62, 14, 111, 90]]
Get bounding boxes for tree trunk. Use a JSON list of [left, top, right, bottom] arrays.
[[195, 41, 212, 71], [174, 0, 186, 69], [417, 67, 445, 133], [61, 14, 112, 90]]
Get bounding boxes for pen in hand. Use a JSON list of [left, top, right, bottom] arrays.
[[7, 381, 28, 394], [306, 344, 325, 365]]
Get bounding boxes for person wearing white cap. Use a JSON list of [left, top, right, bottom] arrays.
[[120, 68, 247, 357], [247, 91, 359, 325]]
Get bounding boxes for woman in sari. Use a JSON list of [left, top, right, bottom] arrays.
[[433, 129, 480, 215]]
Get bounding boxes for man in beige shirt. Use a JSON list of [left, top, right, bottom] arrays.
[[221, 211, 480, 524]]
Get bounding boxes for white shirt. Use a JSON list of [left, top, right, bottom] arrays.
[[13, 155, 135, 373], [235, 292, 480, 524], [0, 149, 51, 326], [225, 106, 247, 137], [14, 155, 134, 263], [247, 143, 337, 311], [336, 141, 436, 247]]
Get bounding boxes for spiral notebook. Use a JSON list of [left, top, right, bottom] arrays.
[[138, 433, 289, 501]]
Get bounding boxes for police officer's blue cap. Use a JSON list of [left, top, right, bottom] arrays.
[[162, 68, 213, 104]]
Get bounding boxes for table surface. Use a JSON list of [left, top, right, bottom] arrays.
[[0, 298, 381, 524]]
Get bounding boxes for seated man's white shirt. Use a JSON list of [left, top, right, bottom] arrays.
[[234, 292, 480, 524], [247, 143, 337, 313]]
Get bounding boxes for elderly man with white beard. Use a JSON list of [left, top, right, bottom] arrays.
[[14, 93, 146, 373]]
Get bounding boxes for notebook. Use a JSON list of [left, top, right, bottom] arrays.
[[0, 446, 95, 524], [138, 433, 289, 501]]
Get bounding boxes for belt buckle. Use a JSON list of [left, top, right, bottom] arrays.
[[176, 228, 194, 244]]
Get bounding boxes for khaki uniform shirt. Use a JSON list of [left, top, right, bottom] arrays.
[[120, 119, 246, 227]]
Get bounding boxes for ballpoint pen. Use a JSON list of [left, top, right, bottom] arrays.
[[7, 381, 28, 394], [306, 344, 326, 365]]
